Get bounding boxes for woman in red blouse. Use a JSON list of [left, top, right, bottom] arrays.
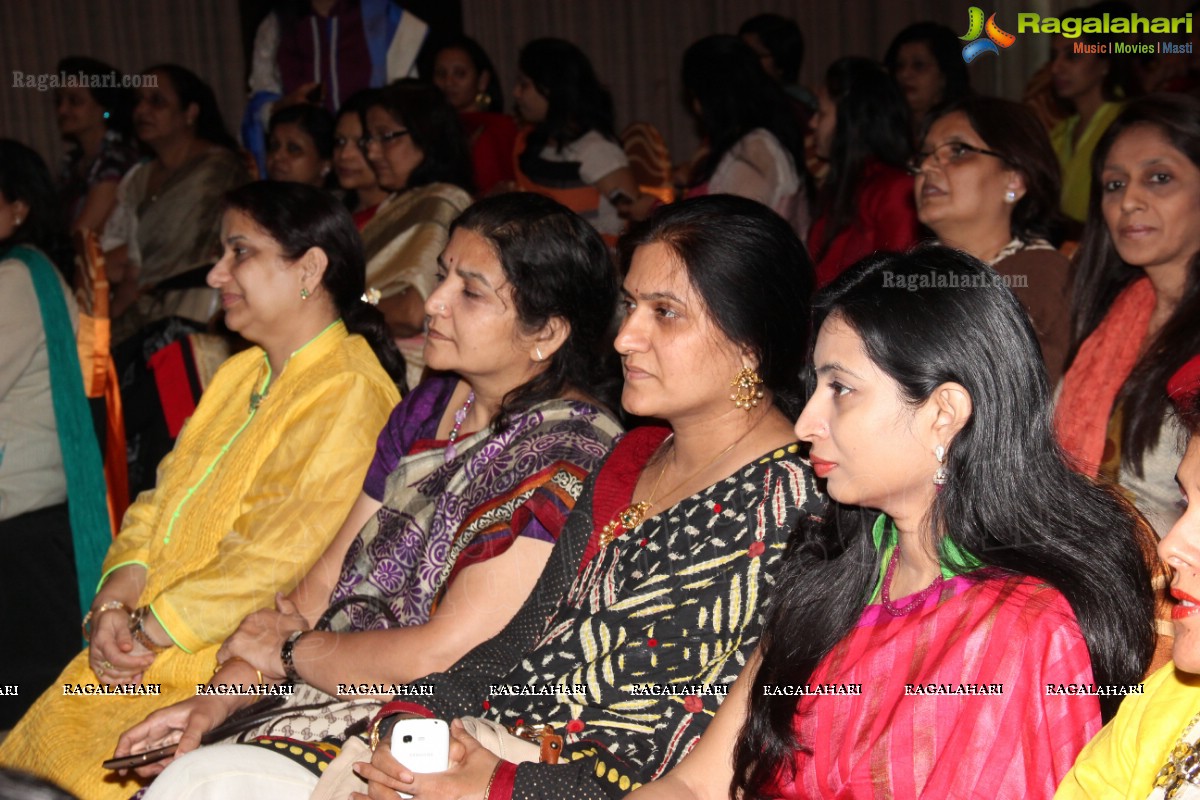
[[808, 57, 921, 287], [431, 36, 519, 197]]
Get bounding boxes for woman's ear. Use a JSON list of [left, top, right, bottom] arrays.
[[530, 316, 571, 362], [928, 381, 973, 446], [299, 246, 330, 294], [1006, 170, 1027, 204]]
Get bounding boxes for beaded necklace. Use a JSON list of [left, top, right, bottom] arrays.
[[444, 391, 475, 462], [880, 546, 944, 616]]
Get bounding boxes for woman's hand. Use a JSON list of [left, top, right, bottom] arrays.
[[217, 593, 307, 678], [111, 695, 233, 778], [351, 719, 500, 800], [89, 606, 155, 685]]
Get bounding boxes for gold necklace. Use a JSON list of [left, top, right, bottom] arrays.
[[597, 433, 745, 548]]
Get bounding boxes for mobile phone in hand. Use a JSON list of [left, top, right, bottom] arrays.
[[102, 742, 178, 771], [390, 718, 449, 798]]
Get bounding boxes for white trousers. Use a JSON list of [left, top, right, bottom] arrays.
[[141, 744, 319, 799]]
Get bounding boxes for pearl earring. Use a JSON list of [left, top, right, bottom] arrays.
[[535, 346, 544, 362], [1004, 190, 1017, 204], [933, 444, 948, 486]]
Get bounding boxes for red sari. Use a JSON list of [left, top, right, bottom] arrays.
[[770, 573, 1101, 798]]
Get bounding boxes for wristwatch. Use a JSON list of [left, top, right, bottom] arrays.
[[128, 606, 169, 654], [280, 630, 309, 683]]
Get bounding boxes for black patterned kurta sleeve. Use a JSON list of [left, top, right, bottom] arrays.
[[399, 471, 601, 718], [397, 443, 823, 800]]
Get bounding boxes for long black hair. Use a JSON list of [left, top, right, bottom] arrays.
[[737, 14, 805, 85], [144, 63, 239, 153], [1069, 93, 1200, 475], [734, 248, 1155, 797], [681, 35, 806, 191], [814, 57, 912, 261], [0, 139, 74, 276], [366, 79, 474, 193], [450, 193, 621, 431], [517, 38, 616, 152], [619, 194, 815, 418], [223, 182, 406, 386]]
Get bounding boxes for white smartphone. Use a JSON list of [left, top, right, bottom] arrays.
[[389, 718, 450, 798]]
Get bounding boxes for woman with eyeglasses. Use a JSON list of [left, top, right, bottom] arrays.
[[913, 97, 1071, 384], [808, 57, 919, 288], [359, 80, 474, 388]]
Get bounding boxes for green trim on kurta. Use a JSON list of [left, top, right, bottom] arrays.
[[147, 603, 190, 654], [95, 560, 149, 592], [870, 513, 984, 600], [160, 363, 270, 545]]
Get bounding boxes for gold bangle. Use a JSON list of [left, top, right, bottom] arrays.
[[213, 655, 264, 686], [81, 601, 131, 642]]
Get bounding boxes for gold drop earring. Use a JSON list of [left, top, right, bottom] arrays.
[[730, 365, 764, 410]]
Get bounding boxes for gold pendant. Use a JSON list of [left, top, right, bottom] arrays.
[[599, 501, 650, 548]]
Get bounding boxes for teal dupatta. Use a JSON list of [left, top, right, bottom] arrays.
[[8, 246, 109, 617]]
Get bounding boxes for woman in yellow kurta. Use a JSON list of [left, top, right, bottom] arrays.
[[1056, 361, 1200, 799], [0, 182, 402, 799]]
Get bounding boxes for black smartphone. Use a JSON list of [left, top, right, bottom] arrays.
[[102, 743, 178, 771]]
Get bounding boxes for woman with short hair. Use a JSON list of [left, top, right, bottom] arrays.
[[358, 79, 474, 387], [912, 97, 1071, 383], [53, 56, 139, 233], [103, 64, 251, 338]]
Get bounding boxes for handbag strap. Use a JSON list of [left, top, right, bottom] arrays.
[[316, 593, 401, 631]]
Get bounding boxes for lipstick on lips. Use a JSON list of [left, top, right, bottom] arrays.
[[809, 455, 837, 479], [1172, 588, 1200, 620]]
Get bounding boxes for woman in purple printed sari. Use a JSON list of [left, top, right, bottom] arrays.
[[112, 193, 622, 780]]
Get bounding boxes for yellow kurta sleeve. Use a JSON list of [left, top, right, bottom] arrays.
[[1055, 663, 1172, 798], [97, 442, 183, 585], [148, 371, 396, 653]]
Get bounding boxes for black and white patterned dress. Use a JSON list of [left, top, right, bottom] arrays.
[[403, 426, 824, 798]]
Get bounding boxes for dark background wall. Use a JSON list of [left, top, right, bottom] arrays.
[[2, 0, 1193, 170]]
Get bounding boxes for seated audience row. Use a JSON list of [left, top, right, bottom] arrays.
[[4, 15, 1200, 800]]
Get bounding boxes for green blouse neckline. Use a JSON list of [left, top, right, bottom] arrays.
[[869, 513, 983, 601]]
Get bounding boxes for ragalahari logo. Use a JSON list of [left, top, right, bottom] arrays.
[[960, 7, 1017, 62]]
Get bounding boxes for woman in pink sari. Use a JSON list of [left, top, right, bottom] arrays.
[[629, 247, 1156, 799]]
